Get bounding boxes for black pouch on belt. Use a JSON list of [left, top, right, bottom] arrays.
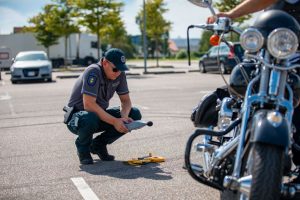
[[63, 106, 75, 124]]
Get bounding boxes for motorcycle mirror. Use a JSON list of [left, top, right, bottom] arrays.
[[187, 0, 212, 8]]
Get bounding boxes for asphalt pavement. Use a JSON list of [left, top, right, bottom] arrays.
[[0, 61, 228, 200]]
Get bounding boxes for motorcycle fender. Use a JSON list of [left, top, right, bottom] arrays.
[[250, 110, 290, 148]]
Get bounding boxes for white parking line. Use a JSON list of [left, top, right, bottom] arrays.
[[0, 91, 15, 115], [197, 91, 213, 94], [9, 102, 16, 116], [71, 177, 100, 200], [200, 90, 212, 94], [0, 92, 11, 100], [135, 104, 149, 110]]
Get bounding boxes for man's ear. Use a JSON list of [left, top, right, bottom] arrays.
[[102, 59, 107, 68]]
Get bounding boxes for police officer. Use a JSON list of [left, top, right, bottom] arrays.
[[65, 48, 142, 165]]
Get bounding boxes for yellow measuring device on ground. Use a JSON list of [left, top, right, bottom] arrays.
[[126, 153, 165, 166]]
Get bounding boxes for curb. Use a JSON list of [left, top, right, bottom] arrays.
[[126, 73, 141, 76], [129, 65, 174, 69], [188, 69, 200, 73], [56, 72, 142, 79], [143, 71, 186, 75], [56, 75, 80, 79]]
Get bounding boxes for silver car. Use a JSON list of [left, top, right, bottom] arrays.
[[10, 51, 52, 84]]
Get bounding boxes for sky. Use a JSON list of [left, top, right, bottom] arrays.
[[0, 0, 217, 38]]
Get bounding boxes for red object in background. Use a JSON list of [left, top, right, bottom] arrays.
[[209, 35, 220, 46]]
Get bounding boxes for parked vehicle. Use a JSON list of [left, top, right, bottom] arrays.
[[10, 51, 52, 84], [199, 43, 244, 74], [0, 47, 12, 70], [0, 33, 99, 68], [186, 0, 300, 200]]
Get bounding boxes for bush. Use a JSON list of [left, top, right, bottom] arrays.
[[176, 49, 187, 59], [191, 51, 202, 58]]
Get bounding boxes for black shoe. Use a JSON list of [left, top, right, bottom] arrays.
[[77, 151, 93, 165], [90, 145, 115, 161]]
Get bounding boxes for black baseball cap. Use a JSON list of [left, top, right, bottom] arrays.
[[104, 48, 128, 71]]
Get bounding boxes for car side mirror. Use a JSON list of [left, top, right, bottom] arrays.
[[11, 58, 15, 63]]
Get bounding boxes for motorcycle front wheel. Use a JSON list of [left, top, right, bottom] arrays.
[[221, 143, 284, 200], [247, 143, 284, 200]]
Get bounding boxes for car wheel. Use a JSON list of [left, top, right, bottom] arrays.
[[47, 78, 52, 82], [84, 57, 95, 66], [11, 80, 17, 84], [199, 62, 206, 73], [220, 62, 227, 74]]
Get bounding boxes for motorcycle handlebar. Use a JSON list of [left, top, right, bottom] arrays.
[[186, 20, 242, 66], [246, 54, 300, 70]]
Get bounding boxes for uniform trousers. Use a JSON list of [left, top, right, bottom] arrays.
[[67, 107, 142, 153]]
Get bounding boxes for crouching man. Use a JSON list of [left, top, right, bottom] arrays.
[[64, 48, 141, 165]]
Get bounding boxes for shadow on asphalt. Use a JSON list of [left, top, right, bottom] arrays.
[[79, 160, 173, 180]]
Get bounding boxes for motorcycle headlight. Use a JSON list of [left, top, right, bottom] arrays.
[[240, 28, 264, 53], [267, 28, 299, 59]]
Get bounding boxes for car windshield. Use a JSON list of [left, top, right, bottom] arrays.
[[16, 53, 47, 61]]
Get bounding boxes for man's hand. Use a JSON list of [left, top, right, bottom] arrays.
[[207, 0, 276, 24], [113, 118, 129, 134], [121, 116, 134, 123], [207, 12, 231, 24]]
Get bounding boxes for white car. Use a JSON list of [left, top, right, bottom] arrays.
[[10, 51, 52, 84]]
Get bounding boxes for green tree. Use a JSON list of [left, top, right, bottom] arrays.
[[99, 4, 136, 58], [198, 30, 213, 53], [214, 0, 251, 25], [27, 5, 60, 57], [70, 0, 127, 59], [45, 0, 79, 65], [136, 0, 171, 67]]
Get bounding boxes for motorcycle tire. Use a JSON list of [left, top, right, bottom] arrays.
[[280, 194, 300, 200], [248, 143, 284, 200], [220, 190, 239, 200]]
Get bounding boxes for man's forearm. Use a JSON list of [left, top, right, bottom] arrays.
[[228, 0, 277, 19], [120, 101, 132, 118], [84, 99, 117, 125], [119, 94, 132, 118]]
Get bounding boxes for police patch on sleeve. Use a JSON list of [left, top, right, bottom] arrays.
[[87, 74, 97, 86]]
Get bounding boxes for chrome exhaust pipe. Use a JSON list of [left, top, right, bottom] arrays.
[[223, 175, 251, 196], [225, 175, 300, 198], [238, 175, 252, 196]]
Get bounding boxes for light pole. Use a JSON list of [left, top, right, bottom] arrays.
[[143, 0, 147, 73]]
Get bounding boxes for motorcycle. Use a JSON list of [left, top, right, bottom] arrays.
[[184, 0, 300, 199]]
